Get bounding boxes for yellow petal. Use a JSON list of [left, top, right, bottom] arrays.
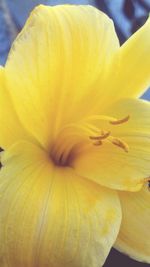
[[115, 183, 150, 263], [0, 67, 32, 149], [108, 16, 150, 101], [0, 141, 121, 267], [5, 5, 119, 149], [94, 16, 150, 112], [71, 99, 150, 191]]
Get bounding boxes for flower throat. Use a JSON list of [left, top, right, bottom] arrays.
[[51, 114, 130, 167]]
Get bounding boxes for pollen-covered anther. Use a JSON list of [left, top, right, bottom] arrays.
[[93, 140, 103, 146], [111, 138, 129, 153], [89, 130, 111, 141], [89, 130, 129, 153], [109, 115, 130, 125]]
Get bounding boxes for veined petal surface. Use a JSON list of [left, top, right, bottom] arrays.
[[5, 4, 119, 149], [115, 184, 150, 263], [98, 16, 150, 109], [0, 141, 121, 267], [72, 99, 150, 191], [0, 67, 32, 149], [116, 16, 150, 97]]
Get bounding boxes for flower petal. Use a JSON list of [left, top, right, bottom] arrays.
[[106, 16, 150, 102], [5, 5, 119, 149], [0, 141, 121, 267], [72, 99, 150, 191], [0, 67, 32, 149], [119, 16, 150, 97], [115, 184, 150, 263]]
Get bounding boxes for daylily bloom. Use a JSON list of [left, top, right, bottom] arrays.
[[0, 4, 150, 267]]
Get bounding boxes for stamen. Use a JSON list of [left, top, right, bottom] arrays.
[[109, 115, 130, 125], [111, 138, 129, 153], [93, 140, 102, 146], [51, 113, 130, 166], [89, 131, 111, 141]]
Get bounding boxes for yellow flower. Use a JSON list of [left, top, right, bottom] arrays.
[[0, 4, 150, 267]]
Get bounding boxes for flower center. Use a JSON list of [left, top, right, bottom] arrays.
[[51, 114, 130, 167]]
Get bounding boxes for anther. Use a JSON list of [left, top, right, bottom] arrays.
[[109, 115, 130, 125], [89, 131, 111, 141], [93, 140, 102, 146], [111, 138, 129, 153]]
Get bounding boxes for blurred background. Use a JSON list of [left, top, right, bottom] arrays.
[[0, 1, 149, 266]]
